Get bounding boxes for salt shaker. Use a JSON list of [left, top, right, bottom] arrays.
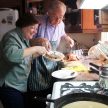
[[99, 65, 108, 90]]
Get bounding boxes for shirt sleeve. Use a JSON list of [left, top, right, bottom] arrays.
[[1, 32, 24, 64]]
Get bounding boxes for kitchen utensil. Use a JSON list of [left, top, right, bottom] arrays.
[[89, 63, 100, 69], [34, 93, 108, 108], [90, 67, 100, 74], [89, 62, 101, 74], [51, 69, 78, 80], [44, 51, 65, 61], [99, 65, 108, 90]]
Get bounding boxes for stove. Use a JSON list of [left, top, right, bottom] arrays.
[[50, 81, 108, 108]]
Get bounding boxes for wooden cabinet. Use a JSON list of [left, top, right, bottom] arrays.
[[81, 9, 98, 33], [25, 0, 65, 15], [25, 1, 100, 33], [0, 0, 25, 16], [66, 9, 99, 33], [99, 10, 108, 32], [26, 0, 44, 15]]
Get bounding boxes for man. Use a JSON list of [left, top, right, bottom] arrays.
[[27, 0, 74, 108]]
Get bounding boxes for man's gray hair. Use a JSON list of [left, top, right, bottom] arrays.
[[48, 0, 66, 13]]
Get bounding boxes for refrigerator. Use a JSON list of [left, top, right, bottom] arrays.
[[0, 8, 19, 41]]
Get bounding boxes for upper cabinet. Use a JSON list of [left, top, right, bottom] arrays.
[[81, 9, 98, 33], [65, 9, 100, 33], [0, 0, 25, 16], [26, 0, 44, 15], [25, 0, 108, 33], [99, 10, 108, 32], [63, 0, 100, 33]]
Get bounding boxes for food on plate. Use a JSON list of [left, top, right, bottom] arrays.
[[51, 70, 77, 79], [44, 51, 65, 61], [62, 64, 88, 72], [64, 53, 78, 61], [63, 101, 108, 108]]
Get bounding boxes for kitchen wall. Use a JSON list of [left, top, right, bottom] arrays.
[[67, 33, 101, 49]]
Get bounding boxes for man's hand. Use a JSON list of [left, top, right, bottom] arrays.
[[63, 35, 74, 49]]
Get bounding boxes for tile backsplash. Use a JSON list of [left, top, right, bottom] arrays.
[[67, 33, 101, 49]]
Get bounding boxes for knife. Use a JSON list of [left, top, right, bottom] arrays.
[[89, 67, 99, 74], [89, 62, 100, 70]]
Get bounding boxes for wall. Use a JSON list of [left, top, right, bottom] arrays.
[[0, 101, 3, 108], [67, 33, 101, 49]]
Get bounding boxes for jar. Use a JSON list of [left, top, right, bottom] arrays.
[[99, 66, 108, 89]]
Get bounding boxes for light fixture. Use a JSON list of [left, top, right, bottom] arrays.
[[79, 0, 108, 9]]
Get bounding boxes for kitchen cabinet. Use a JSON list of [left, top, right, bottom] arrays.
[[81, 9, 98, 33], [99, 10, 108, 32], [26, 0, 44, 15], [25, 1, 100, 33], [26, 0, 64, 14], [66, 9, 100, 33], [63, 0, 99, 33], [0, 0, 25, 16]]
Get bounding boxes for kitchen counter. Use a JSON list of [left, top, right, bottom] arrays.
[[49, 56, 107, 108], [61, 56, 102, 81], [74, 72, 99, 81]]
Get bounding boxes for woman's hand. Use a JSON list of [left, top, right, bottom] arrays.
[[33, 46, 48, 58], [41, 39, 51, 51]]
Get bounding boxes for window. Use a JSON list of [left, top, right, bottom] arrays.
[[101, 32, 108, 42]]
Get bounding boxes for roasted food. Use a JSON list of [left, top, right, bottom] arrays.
[[64, 53, 78, 61]]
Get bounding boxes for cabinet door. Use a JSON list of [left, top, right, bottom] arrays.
[[99, 10, 108, 32], [0, 0, 25, 16], [81, 9, 97, 32], [99, 10, 108, 25]]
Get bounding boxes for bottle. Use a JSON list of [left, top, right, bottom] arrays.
[[99, 65, 108, 90]]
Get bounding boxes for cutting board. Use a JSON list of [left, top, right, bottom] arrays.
[[62, 60, 88, 72]]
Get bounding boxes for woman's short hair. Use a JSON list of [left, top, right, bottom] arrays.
[[16, 13, 38, 28]]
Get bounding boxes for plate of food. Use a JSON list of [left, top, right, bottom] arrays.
[[51, 69, 78, 80], [44, 51, 65, 61]]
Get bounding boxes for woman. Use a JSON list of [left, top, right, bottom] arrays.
[[0, 13, 48, 108]]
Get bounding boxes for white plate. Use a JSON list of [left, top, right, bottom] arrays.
[[52, 70, 78, 79], [44, 51, 65, 61]]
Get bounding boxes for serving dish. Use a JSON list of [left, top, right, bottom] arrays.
[[51, 69, 78, 80], [44, 51, 65, 61]]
